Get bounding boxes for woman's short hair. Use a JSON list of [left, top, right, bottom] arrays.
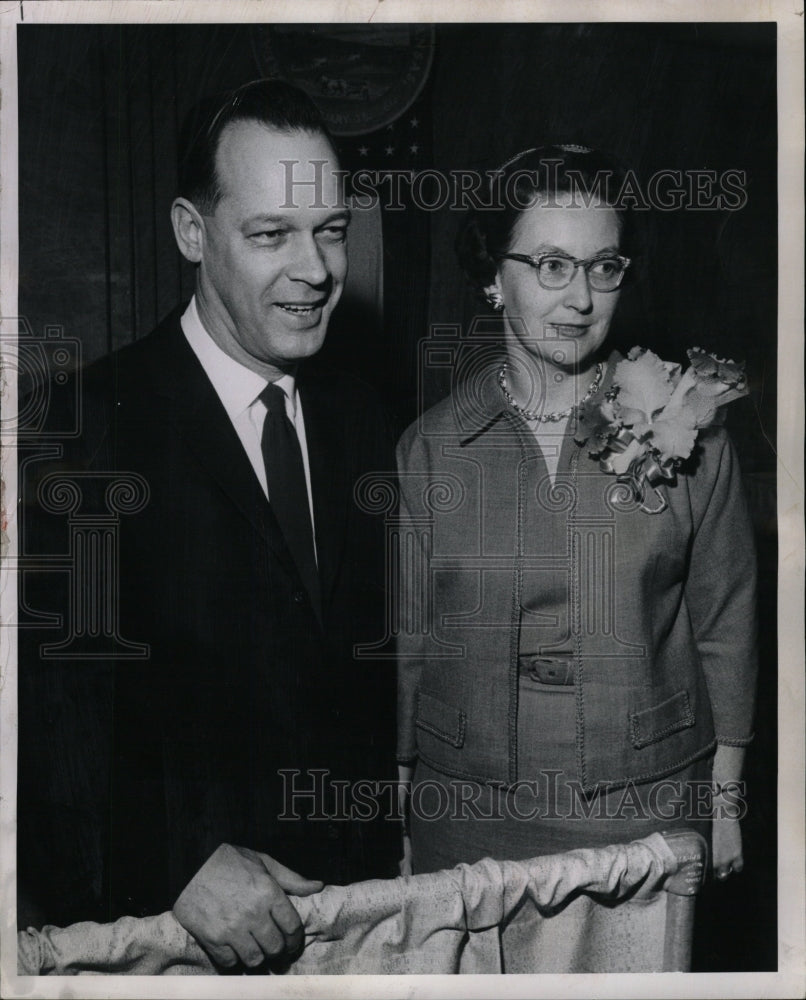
[[177, 78, 332, 214], [455, 145, 636, 294]]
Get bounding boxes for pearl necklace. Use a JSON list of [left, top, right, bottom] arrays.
[[498, 362, 604, 423]]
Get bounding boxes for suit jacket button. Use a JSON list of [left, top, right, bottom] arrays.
[[293, 590, 305, 603]]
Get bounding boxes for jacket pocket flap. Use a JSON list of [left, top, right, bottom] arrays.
[[415, 691, 466, 748], [630, 690, 695, 749]]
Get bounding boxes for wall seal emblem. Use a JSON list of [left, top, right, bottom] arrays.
[[253, 25, 435, 136]]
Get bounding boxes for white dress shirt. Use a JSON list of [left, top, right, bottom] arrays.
[[180, 297, 317, 544]]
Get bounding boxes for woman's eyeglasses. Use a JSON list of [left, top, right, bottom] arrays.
[[495, 251, 631, 292]]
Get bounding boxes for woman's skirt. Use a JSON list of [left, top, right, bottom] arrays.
[[410, 674, 713, 875]]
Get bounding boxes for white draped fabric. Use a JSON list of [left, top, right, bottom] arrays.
[[18, 831, 704, 976]]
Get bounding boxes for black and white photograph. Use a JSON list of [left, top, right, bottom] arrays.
[[0, 2, 803, 997]]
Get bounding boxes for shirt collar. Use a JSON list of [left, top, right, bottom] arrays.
[[180, 296, 297, 419]]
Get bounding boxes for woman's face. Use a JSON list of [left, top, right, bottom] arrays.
[[492, 193, 622, 372]]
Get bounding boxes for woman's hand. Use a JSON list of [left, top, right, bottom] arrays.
[[399, 833, 413, 877], [712, 812, 743, 881], [711, 744, 747, 881], [398, 763, 414, 876]]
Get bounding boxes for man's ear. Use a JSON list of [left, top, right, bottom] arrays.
[[171, 198, 206, 264]]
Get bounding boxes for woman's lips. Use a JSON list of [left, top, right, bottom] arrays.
[[545, 324, 591, 337]]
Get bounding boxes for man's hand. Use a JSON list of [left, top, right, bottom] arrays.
[[173, 844, 323, 968]]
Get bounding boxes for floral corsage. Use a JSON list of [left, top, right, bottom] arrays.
[[575, 347, 749, 514]]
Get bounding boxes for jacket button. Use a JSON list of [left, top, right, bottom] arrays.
[[293, 590, 305, 604]]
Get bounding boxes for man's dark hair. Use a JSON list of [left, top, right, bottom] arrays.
[[177, 78, 333, 214]]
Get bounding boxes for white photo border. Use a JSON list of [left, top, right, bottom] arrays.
[[1, 2, 803, 998]]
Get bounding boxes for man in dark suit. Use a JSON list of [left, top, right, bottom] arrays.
[[17, 79, 399, 970]]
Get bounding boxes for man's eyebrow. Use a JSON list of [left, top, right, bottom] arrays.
[[242, 209, 352, 228], [317, 209, 352, 226], [243, 214, 293, 228]]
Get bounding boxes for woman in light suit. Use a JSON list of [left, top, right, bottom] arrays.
[[397, 145, 756, 884]]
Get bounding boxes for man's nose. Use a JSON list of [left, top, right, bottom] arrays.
[[562, 265, 593, 312], [288, 235, 330, 286]]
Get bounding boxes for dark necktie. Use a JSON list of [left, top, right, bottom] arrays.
[[260, 383, 321, 621]]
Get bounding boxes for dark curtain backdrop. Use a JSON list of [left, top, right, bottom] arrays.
[[17, 21, 778, 972], [18, 23, 777, 439]]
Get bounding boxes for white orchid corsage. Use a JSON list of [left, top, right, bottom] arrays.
[[575, 347, 749, 514]]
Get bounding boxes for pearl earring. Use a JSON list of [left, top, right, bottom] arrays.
[[486, 290, 504, 311]]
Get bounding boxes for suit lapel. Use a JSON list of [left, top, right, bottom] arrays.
[[299, 375, 350, 616], [145, 315, 299, 579]]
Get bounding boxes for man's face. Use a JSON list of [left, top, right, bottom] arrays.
[[195, 120, 348, 374]]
